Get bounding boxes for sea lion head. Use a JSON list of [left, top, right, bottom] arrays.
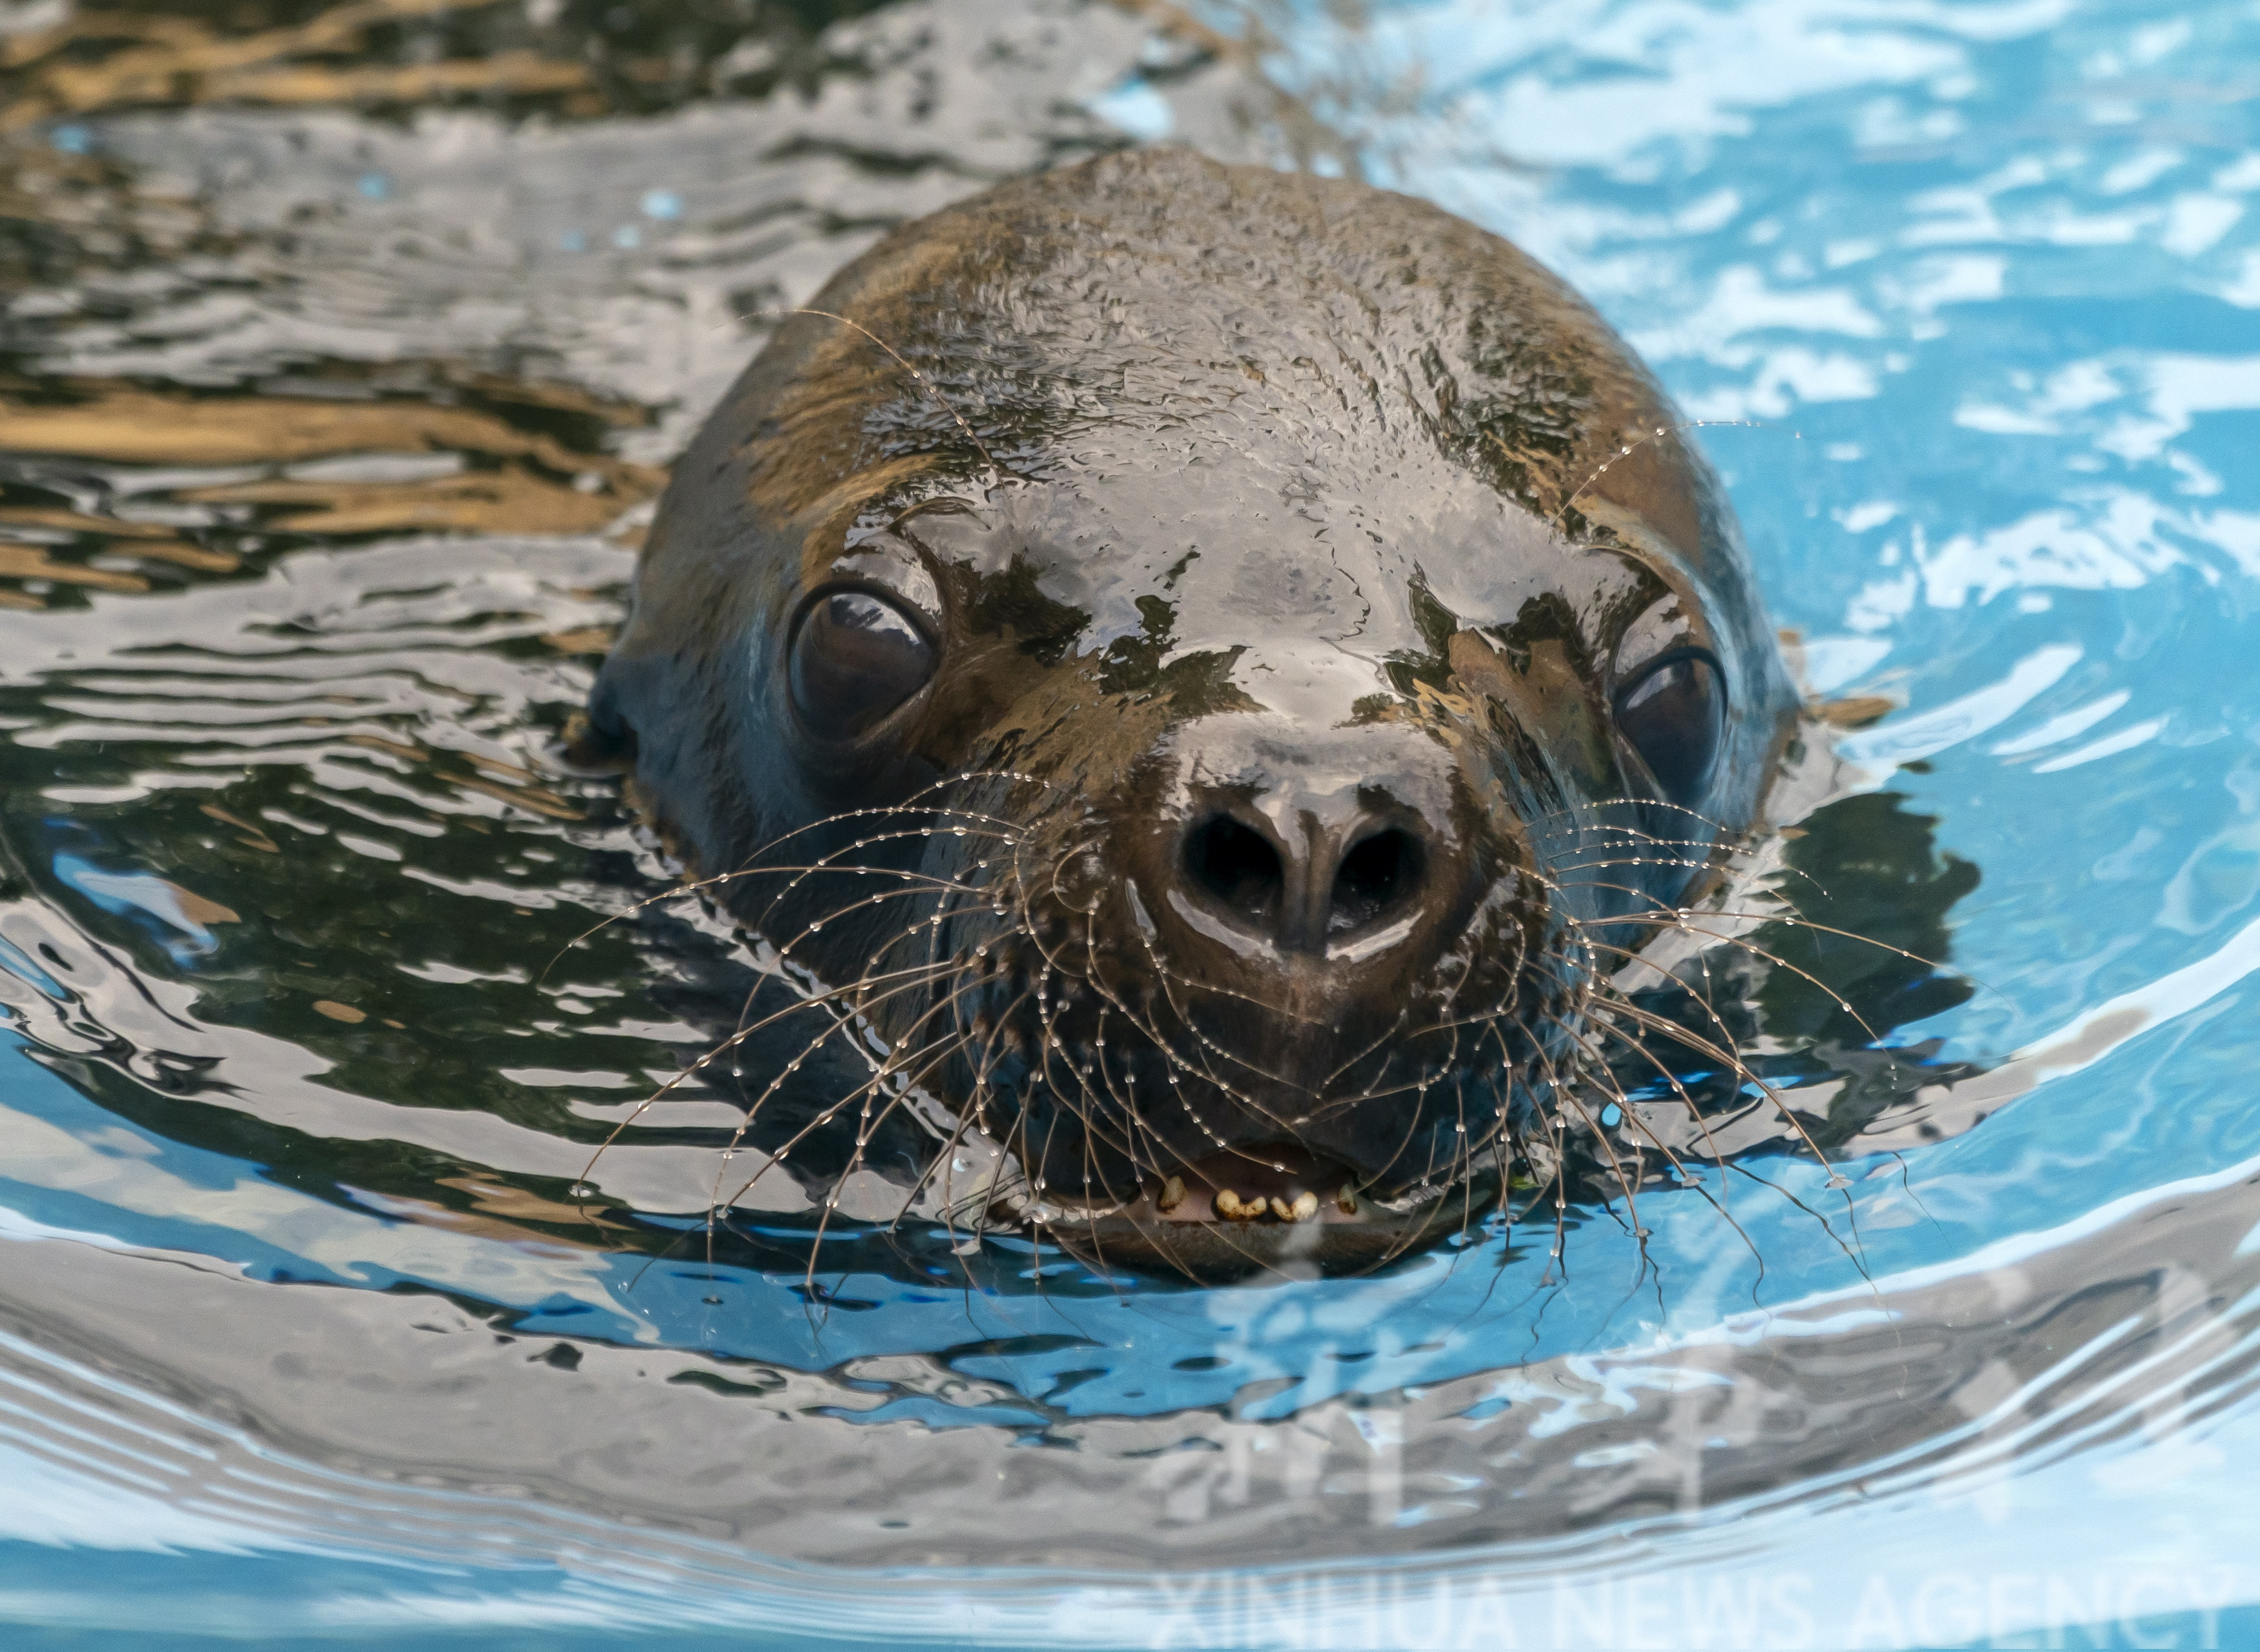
[[588, 149, 1801, 1279]]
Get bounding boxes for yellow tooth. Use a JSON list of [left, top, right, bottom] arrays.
[[1213, 1188, 1259, 1221], [1274, 1190, 1319, 1223], [1336, 1185, 1359, 1216], [1157, 1175, 1187, 1213]]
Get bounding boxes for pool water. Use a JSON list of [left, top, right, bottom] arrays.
[[4, 0, 2260, 1645]]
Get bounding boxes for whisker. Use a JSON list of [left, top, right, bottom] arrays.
[[573, 954, 959, 1193]]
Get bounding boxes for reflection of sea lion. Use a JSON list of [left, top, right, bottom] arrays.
[[585, 148, 1842, 1280]]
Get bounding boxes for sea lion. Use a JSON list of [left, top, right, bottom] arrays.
[[583, 147, 1810, 1281]]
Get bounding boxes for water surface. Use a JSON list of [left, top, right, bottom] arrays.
[[4, 0, 2260, 1645]]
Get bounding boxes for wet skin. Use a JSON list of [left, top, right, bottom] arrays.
[[587, 148, 1802, 1279]]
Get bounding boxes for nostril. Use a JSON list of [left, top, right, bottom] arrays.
[[1331, 828, 1421, 933], [1184, 815, 1284, 927]]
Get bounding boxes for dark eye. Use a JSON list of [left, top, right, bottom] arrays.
[[1614, 652, 1724, 808], [788, 589, 937, 741]]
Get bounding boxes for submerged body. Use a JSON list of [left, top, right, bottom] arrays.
[[587, 149, 1806, 1279]]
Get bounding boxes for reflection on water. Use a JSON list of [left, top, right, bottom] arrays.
[[5, 0, 2260, 1643]]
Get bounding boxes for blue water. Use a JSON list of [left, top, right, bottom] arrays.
[[6, 0, 2260, 1645]]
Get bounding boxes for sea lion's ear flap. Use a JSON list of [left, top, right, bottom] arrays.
[[566, 672, 634, 766]]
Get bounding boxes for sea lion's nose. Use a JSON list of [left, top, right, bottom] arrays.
[[1175, 797, 1434, 955]]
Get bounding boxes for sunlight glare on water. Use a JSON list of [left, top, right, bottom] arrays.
[[2, 0, 2260, 1645]]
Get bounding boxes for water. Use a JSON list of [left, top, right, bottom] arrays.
[[3, 0, 2259, 1645]]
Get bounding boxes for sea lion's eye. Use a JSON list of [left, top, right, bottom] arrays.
[[1614, 650, 1724, 808], [788, 589, 937, 741]]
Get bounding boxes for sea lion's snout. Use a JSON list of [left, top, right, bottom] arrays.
[[949, 702, 1543, 1267]]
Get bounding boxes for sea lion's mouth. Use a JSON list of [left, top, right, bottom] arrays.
[[1022, 1142, 1499, 1283], [1116, 1145, 1368, 1227]]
